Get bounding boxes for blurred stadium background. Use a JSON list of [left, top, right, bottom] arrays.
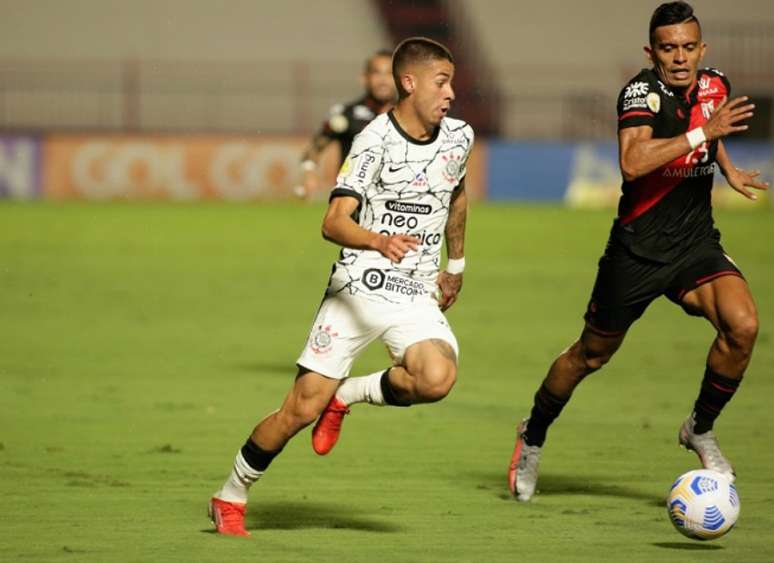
[[0, 0, 772, 203]]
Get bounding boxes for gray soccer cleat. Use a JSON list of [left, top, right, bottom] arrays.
[[508, 418, 541, 502], [679, 413, 736, 482]]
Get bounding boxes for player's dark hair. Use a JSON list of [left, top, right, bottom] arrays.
[[649, 1, 701, 44], [365, 49, 393, 73], [392, 37, 454, 99]]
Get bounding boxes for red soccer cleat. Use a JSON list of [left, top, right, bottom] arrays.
[[312, 396, 350, 455], [209, 497, 250, 537]]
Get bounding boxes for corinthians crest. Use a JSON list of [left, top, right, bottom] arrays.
[[310, 324, 338, 354]]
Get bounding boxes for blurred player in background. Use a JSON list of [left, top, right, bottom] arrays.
[[210, 37, 474, 536], [295, 49, 396, 199], [509, 1, 768, 502]]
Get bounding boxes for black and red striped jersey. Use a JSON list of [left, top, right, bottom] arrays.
[[613, 67, 731, 263]]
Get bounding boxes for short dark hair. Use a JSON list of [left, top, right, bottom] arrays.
[[364, 49, 393, 73], [649, 1, 701, 44], [392, 37, 454, 99]]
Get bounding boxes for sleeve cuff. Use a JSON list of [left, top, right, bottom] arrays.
[[329, 187, 363, 204]]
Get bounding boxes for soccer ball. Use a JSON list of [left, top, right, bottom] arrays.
[[667, 469, 740, 540]]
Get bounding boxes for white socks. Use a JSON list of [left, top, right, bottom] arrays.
[[336, 370, 387, 406], [215, 451, 264, 504]]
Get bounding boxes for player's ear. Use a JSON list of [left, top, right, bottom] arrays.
[[643, 45, 654, 64], [698, 41, 707, 64], [401, 73, 415, 96]]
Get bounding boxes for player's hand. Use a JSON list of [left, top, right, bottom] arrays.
[[373, 234, 419, 263], [703, 97, 755, 141], [436, 271, 463, 311], [723, 167, 770, 201]]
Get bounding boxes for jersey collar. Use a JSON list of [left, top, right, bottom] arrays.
[[388, 110, 440, 145]]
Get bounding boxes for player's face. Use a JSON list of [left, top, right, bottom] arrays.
[[646, 21, 706, 90], [364, 55, 396, 103], [411, 59, 455, 126]]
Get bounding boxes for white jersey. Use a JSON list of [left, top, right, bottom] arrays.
[[327, 111, 474, 304]]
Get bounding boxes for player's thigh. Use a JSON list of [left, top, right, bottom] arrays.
[[680, 275, 757, 334], [382, 301, 459, 368], [667, 243, 749, 329], [296, 293, 382, 380]]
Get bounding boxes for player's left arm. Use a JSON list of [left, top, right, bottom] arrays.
[[715, 140, 769, 200], [437, 180, 467, 312]]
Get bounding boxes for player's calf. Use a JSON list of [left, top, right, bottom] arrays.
[[399, 338, 458, 404], [414, 361, 456, 403]]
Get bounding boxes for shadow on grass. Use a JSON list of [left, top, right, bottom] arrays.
[[652, 542, 723, 551], [468, 471, 664, 505], [537, 473, 664, 504], [203, 501, 402, 533]]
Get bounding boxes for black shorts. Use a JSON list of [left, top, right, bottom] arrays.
[[583, 236, 744, 336]]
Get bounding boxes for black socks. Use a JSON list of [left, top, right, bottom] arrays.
[[693, 366, 742, 434], [380, 369, 411, 407], [523, 383, 570, 447], [241, 438, 281, 471]]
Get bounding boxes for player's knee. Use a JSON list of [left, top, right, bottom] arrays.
[[417, 362, 457, 402], [578, 344, 614, 373], [281, 400, 323, 430], [726, 310, 759, 353]]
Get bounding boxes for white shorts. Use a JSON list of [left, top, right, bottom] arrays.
[[296, 292, 459, 380]]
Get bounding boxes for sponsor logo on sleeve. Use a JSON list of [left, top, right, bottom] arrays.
[[339, 156, 352, 177], [328, 114, 349, 133], [646, 92, 661, 113], [623, 97, 648, 111], [355, 153, 376, 181], [624, 81, 649, 98]]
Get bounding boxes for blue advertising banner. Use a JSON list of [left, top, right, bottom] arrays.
[[487, 140, 773, 208]]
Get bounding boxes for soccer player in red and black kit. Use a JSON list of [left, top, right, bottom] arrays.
[[296, 49, 396, 198], [508, 1, 769, 502]]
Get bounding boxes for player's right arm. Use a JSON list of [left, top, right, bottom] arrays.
[[619, 97, 754, 181], [322, 197, 418, 262]]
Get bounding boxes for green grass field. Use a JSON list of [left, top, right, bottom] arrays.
[[1, 202, 772, 563]]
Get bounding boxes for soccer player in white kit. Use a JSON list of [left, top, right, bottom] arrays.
[[209, 37, 474, 537]]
